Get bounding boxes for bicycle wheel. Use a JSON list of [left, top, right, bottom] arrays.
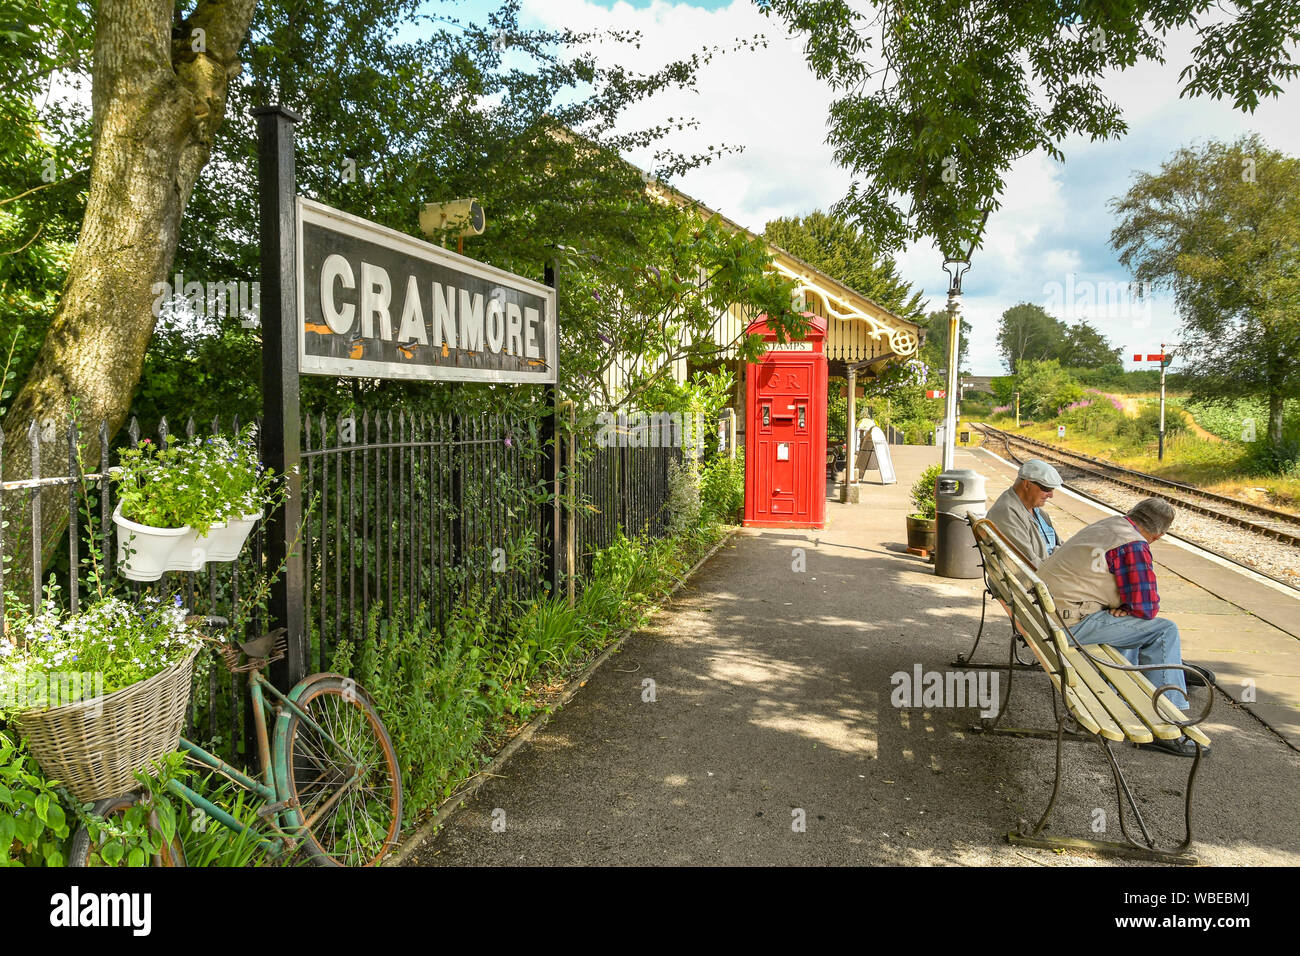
[[279, 675, 402, 866], [68, 793, 186, 867]]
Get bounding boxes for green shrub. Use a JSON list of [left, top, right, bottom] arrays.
[[910, 462, 943, 519], [330, 604, 491, 822], [0, 731, 71, 866], [1117, 402, 1185, 442], [666, 459, 702, 537], [700, 449, 744, 522], [896, 418, 934, 444], [1058, 400, 1125, 437], [1016, 359, 1083, 418]]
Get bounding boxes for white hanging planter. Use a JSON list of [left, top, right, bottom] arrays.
[[113, 503, 193, 582], [168, 525, 212, 572], [199, 511, 262, 562]]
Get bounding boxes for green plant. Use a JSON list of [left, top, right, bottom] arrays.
[[113, 429, 285, 532], [71, 752, 187, 867], [700, 449, 745, 522], [0, 730, 70, 866], [176, 772, 276, 867], [910, 462, 943, 520], [330, 604, 491, 821], [665, 459, 702, 537], [1, 589, 202, 716], [1015, 359, 1083, 418], [204, 427, 287, 520]]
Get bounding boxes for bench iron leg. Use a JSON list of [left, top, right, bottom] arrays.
[[1007, 730, 1201, 865]]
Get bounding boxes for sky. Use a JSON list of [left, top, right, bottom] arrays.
[[412, 0, 1300, 375]]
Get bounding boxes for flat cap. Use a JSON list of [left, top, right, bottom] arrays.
[[1017, 459, 1063, 489]]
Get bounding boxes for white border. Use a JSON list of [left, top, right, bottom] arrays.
[[295, 197, 557, 384]]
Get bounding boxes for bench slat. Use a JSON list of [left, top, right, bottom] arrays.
[[991, 596, 1126, 741], [1060, 647, 1156, 743], [1096, 645, 1212, 747]]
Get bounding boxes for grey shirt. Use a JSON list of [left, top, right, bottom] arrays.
[[987, 485, 1059, 570]]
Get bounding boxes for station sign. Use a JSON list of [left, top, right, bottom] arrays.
[[295, 198, 557, 383]]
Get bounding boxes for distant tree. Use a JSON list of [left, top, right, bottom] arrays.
[[918, 308, 971, 378], [1059, 320, 1123, 369], [1015, 359, 1083, 418], [763, 211, 925, 321], [997, 303, 1063, 373], [1110, 135, 1300, 456]]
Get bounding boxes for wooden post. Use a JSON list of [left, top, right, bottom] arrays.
[[254, 105, 305, 688], [540, 262, 561, 595], [845, 367, 857, 498]]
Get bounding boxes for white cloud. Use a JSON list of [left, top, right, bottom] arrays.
[[520, 0, 850, 232]]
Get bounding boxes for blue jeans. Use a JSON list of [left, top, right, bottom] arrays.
[[1070, 611, 1188, 710]]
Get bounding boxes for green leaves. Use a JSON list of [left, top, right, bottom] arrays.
[[0, 730, 71, 865], [764, 1, 1300, 254]]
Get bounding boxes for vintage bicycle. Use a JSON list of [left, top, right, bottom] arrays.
[[69, 619, 402, 867]]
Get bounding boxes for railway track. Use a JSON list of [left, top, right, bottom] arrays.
[[973, 423, 1300, 551]]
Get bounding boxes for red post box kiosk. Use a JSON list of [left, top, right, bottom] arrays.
[[743, 314, 827, 529]]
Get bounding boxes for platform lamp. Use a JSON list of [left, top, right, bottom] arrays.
[[940, 210, 990, 472]]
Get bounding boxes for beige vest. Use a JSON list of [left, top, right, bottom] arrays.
[[1038, 515, 1146, 620]]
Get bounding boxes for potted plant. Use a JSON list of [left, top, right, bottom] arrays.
[[906, 462, 942, 556], [112, 429, 282, 580], [197, 431, 280, 562], [0, 591, 205, 802]]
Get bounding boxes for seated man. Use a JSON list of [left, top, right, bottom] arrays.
[[987, 459, 1063, 569], [1038, 497, 1209, 757]]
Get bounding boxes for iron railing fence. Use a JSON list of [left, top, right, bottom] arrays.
[[301, 409, 545, 673], [2, 406, 687, 766], [569, 440, 680, 580], [0, 414, 270, 763]]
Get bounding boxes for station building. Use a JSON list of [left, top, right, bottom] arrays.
[[599, 182, 924, 474]]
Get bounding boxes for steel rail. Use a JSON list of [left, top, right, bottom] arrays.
[[974, 423, 1300, 549]]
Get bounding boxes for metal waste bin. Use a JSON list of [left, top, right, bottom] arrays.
[[935, 468, 987, 578]]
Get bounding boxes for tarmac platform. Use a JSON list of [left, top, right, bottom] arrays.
[[402, 444, 1300, 866]]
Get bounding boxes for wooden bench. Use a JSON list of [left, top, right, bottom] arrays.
[[966, 515, 1213, 864]]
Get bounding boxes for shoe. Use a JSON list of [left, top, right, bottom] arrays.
[[1184, 664, 1215, 687], [1138, 735, 1210, 758]]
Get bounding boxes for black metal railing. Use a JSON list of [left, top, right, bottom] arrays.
[[2, 405, 689, 764]]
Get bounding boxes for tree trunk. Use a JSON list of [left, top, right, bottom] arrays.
[[1, 0, 256, 601], [1268, 389, 1285, 453]]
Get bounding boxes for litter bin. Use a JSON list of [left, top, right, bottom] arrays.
[[935, 469, 987, 578]]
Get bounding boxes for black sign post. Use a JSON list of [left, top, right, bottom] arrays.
[[255, 105, 306, 687], [255, 105, 561, 685], [541, 263, 560, 595]]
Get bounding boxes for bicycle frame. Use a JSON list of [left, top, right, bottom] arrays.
[[166, 669, 366, 857]]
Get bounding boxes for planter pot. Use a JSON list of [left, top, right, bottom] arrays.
[[13, 647, 199, 802], [199, 511, 262, 562], [906, 515, 936, 554], [114, 503, 192, 582]]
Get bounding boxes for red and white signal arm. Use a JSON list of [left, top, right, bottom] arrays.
[[927, 389, 946, 399]]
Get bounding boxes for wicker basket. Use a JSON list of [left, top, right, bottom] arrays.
[[12, 648, 199, 803]]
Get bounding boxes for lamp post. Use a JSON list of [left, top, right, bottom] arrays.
[[940, 212, 989, 472]]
